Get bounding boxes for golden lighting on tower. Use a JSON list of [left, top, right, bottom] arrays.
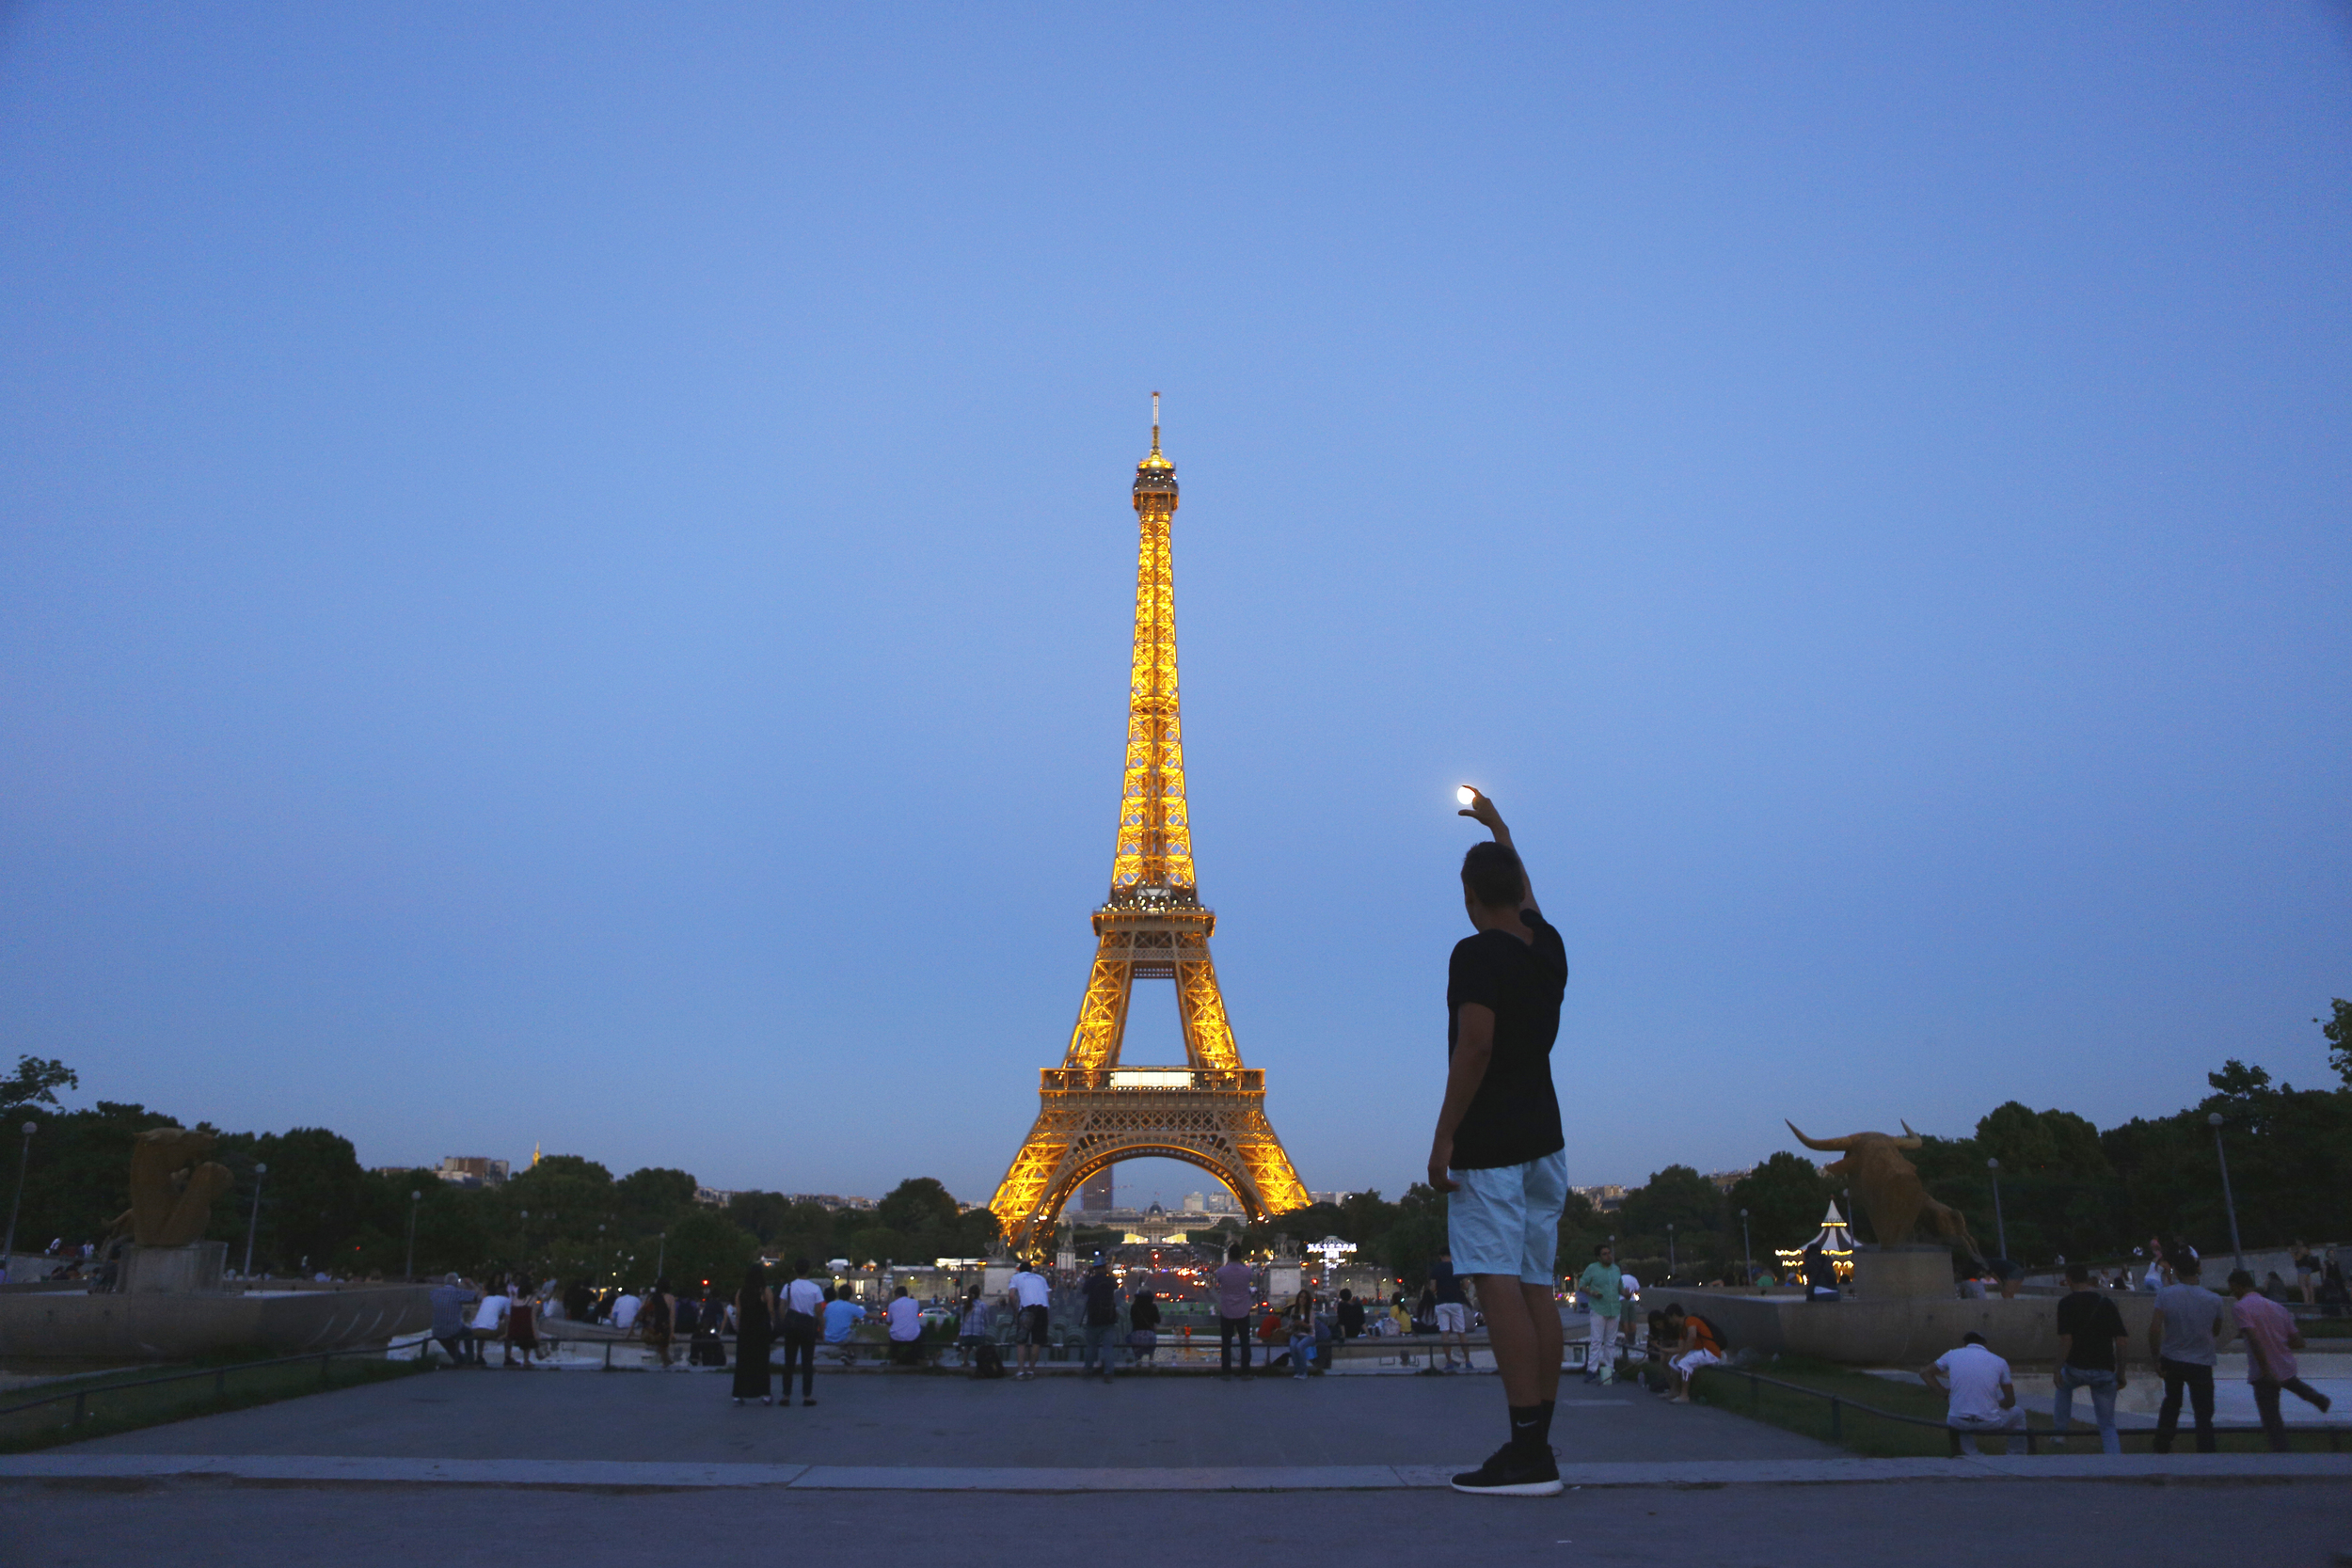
[[987, 399, 1310, 1252]]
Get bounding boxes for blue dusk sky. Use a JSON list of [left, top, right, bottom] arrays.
[[3, 5, 2347, 1209]]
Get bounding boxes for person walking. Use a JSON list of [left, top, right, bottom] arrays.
[[1429, 1248, 1471, 1372], [1008, 1257, 1051, 1381], [732, 1265, 774, 1405], [2149, 1254, 2228, 1453], [640, 1278, 677, 1370], [1428, 788, 1571, 1497], [1577, 1244, 1622, 1385], [2052, 1262, 2130, 1454], [777, 1259, 823, 1405], [1213, 1244, 1255, 1378], [2228, 1268, 2332, 1449], [1921, 1332, 2024, 1454], [1078, 1258, 1121, 1383]]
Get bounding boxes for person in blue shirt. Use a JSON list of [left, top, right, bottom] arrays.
[[820, 1289, 867, 1366]]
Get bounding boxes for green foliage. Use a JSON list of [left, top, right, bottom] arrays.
[[2315, 1000, 2350, 1088], [0, 1055, 78, 1121], [660, 1209, 757, 1294], [1727, 1152, 1834, 1260], [2206, 1060, 2272, 1098], [1975, 1102, 2110, 1178], [876, 1178, 960, 1237]]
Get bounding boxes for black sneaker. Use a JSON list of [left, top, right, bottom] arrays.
[[1450, 1443, 1562, 1497]]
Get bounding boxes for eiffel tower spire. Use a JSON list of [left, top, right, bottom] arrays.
[[987, 400, 1309, 1252]]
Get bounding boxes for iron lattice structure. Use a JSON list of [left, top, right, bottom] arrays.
[[988, 404, 1311, 1253]]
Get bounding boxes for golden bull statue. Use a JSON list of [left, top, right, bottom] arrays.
[[1787, 1120, 1984, 1262]]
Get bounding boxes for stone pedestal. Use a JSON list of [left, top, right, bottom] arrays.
[[118, 1241, 227, 1294], [1848, 1245, 1954, 1300]]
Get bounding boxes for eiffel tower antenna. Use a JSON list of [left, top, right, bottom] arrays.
[[987, 401, 1310, 1253]]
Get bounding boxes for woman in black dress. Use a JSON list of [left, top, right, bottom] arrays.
[[731, 1265, 774, 1404]]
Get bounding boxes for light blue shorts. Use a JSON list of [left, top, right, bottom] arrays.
[[1447, 1148, 1568, 1285]]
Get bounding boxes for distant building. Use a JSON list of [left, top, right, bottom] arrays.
[[695, 1187, 741, 1208], [437, 1156, 509, 1188], [1076, 1170, 1115, 1213], [1184, 1188, 1242, 1215], [1307, 1191, 1359, 1208], [1572, 1183, 1626, 1212], [782, 1193, 875, 1212], [1702, 1168, 1753, 1193]]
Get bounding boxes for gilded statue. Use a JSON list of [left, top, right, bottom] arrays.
[[1787, 1120, 1983, 1259], [115, 1126, 236, 1247]]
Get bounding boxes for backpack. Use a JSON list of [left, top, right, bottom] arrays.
[[971, 1341, 1006, 1379]]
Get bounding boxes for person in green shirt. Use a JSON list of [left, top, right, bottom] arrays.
[[1576, 1243, 1623, 1385]]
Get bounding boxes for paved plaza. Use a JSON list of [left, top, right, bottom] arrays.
[[4, 1365, 2347, 1566]]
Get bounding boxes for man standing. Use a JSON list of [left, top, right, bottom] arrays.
[[1007, 1257, 1051, 1381], [1428, 788, 1571, 1497], [2228, 1268, 2332, 1449], [2149, 1255, 2228, 1453], [2052, 1262, 2130, 1453], [1921, 1332, 2024, 1454], [1429, 1248, 1471, 1372], [1577, 1244, 1622, 1385], [1213, 1243, 1256, 1380], [1079, 1258, 1122, 1383]]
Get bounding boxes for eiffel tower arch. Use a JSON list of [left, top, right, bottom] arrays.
[[989, 399, 1310, 1253]]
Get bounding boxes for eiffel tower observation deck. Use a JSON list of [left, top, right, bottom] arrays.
[[988, 398, 1310, 1254]]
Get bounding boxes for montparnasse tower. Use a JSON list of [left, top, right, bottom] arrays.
[[987, 396, 1310, 1253]]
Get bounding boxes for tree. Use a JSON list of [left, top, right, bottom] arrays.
[[661, 1209, 757, 1295], [876, 1178, 960, 1239], [2316, 1000, 2350, 1089], [614, 1167, 698, 1228], [1727, 1152, 1832, 1263], [2206, 1060, 2272, 1099], [0, 1055, 77, 1122]]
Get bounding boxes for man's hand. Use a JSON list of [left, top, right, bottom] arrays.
[[1456, 787, 1505, 835], [1427, 1135, 1458, 1194]]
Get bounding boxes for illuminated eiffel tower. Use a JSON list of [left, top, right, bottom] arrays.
[[988, 397, 1310, 1254]]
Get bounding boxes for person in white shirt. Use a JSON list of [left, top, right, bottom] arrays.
[[469, 1283, 512, 1369], [612, 1291, 643, 1330], [884, 1284, 925, 1367], [1922, 1332, 2024, 1454], [777, 1259, 826, 1406], [1007, 1259, 1051, 1381]]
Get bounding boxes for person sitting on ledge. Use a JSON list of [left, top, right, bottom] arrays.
[[1658, 1303, 1724, 1403], [1922, 1331, 2024, 1454]]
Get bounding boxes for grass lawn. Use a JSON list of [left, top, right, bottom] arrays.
[[1686, 1355, 2347, 1458], [0, 1352, 430, 1453]]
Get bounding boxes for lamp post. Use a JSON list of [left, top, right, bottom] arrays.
[[1986, 1158, 2008, 1260], [655, 1230, 666, 1281], [2207, 1112, 2245, 1270], [3, 1121, 36, 1281], [404, 1190, 421, 1280], [243, 1163, 268, 1278], [1740, 1208, 1753, 1288], [1666, 1223, 1677, 1282]]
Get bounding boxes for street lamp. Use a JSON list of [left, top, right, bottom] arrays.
[[2, 1121, 36, 1281], [1739, 1208, 1752, 1288], [2207, 1112, 2245, 1270], [655, 1230, 666, 1280], [405, 1190, 421, 1279], [243, 1163, 268, 1278], [1666, 1223, 1677, 1282], [1986, 1158, 2008, 1260]]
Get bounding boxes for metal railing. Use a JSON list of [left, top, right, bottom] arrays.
[[1696, 1366, 2345, 1455], [0, 1338, 428, 1447]]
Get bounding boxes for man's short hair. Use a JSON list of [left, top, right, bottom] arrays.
[[1228, 1243, 1245, 1261], [1594, 1243, 1612, 1259], [2227, 1269, 2256, 1291], [1460, 841, 1525, 909], [2174, 1255, 2201, 1279], [2065, 1263, 2091, 1285], [1962, 1331, 1987, 1346], [444, 1272, 459, 1284]]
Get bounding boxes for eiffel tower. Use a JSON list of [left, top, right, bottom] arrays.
[[988, 398, 1310, 1254]]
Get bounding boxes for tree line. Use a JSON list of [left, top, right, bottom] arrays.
[[5, 1006, 2344, 1291]]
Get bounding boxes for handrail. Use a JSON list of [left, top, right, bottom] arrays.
[[0, 1335, 428, 1425], [1701, 1365, 2344, 1454]]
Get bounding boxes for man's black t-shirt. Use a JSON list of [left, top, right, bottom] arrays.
[[1446, 907, 1569, 1169], [1081, 1273, 1120, 1327], [1430, 1259, 1465, 1306], [2055, 1290, 2128, 1370]]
